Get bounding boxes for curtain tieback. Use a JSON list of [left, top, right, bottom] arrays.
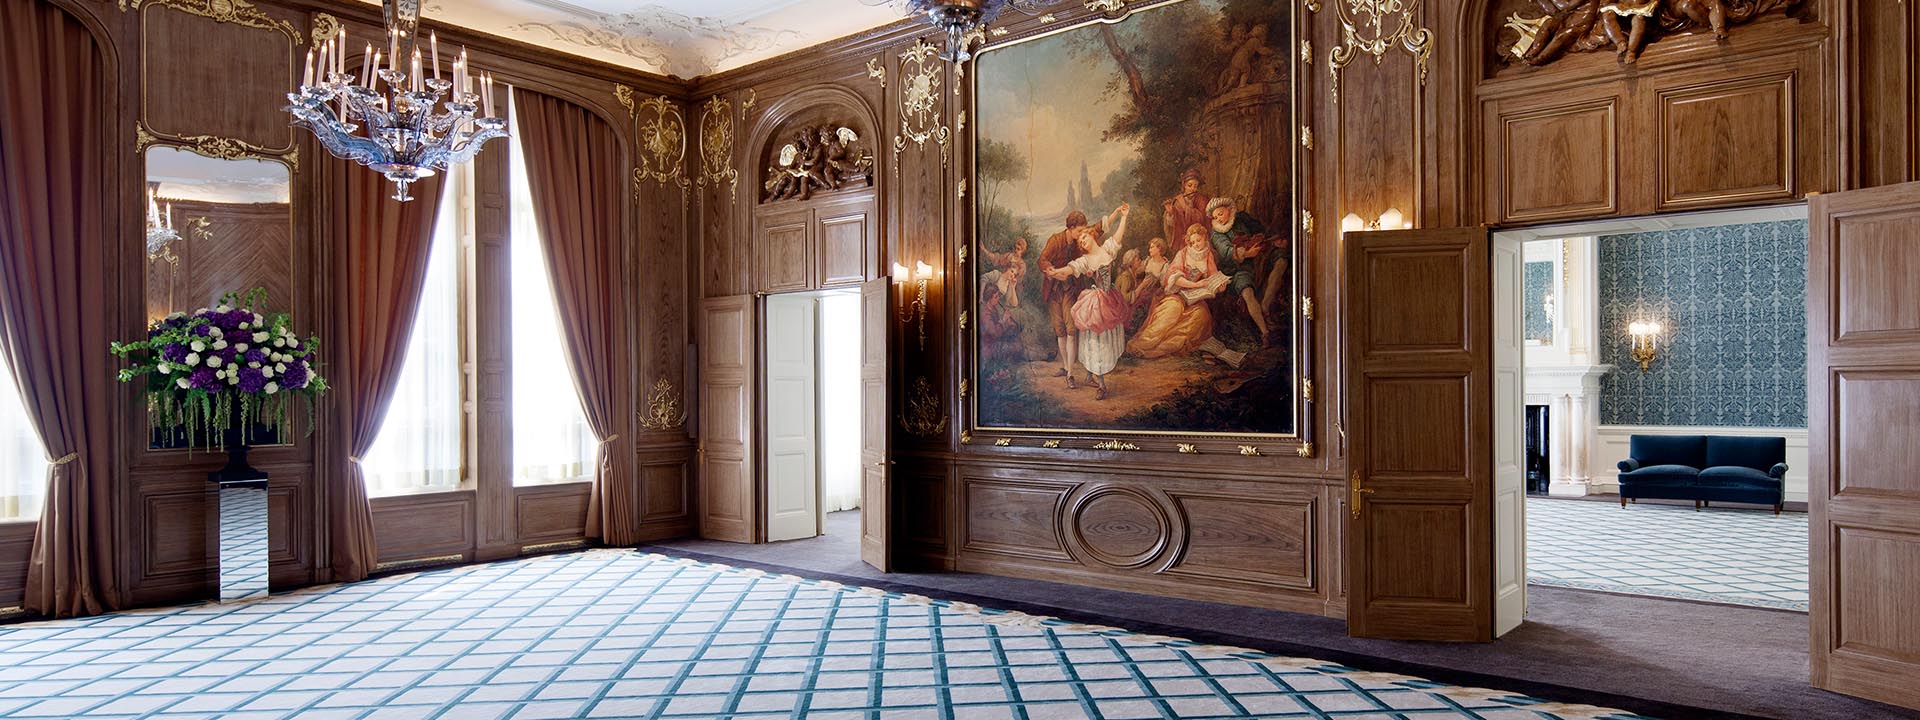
[[599, 435, 621, 445], [347, 455, 363, 464], [47, 452, 78, 466]]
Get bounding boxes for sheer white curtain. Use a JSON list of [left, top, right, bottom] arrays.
[[508, 93, 596, 487], [0, 357, 46, 520], [818, 292, 862, 513], [361, 173, 465, 497]]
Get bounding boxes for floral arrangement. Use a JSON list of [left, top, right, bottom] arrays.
[[111, 289, 327, 448]]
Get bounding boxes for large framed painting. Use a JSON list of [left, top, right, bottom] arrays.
[[968, 0, 1304, 444]]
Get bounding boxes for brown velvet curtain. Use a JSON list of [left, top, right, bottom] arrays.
[[0, 0, 117, 618], [511, 88, 635, 545], [328, 167, 444, 582]]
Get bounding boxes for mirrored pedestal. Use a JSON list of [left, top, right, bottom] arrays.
[[215, 479, 270, 603]]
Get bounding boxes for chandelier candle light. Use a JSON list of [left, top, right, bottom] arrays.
[[286, 5, 506, 201]]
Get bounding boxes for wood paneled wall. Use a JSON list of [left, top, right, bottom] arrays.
[[9, 0, 1916, 617], [688, 0, 1916, 616]]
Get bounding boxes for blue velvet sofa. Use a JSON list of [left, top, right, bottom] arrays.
[[1616, 435, 1787, 514]]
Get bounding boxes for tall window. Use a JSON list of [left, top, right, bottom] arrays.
[[362, 168, 468, 497], [508, 93, 595, 486], [0, 359, 46, 520]]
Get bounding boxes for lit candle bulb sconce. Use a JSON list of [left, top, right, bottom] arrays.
[[1338, 207, 1413, 233], [892, 260, 935, 351], [1627, 320, 1663, 372]]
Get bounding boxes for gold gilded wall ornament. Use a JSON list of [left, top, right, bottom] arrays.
[[1327, 0, 1434, 103], [1086, 0, 1125, 13], [615, 84, 636, 115], [637, 376, 687, 431], [1299, 125, 1314, 150], [137, 124, 298, 170], [1300, 209, 1314, 236], [696, 96, 739, 202], [310, 13, 341, 46], [993, 437, 1011, 446], [1304, 0, 1320, 11], [1176, 443, 1198, 454], [893, 40, 951, 168], [635, 96, 691, 201], [1042, 440, 1062, 448], [1300, 39, 1313, 63], [1039, 13, 1057, 22], [741, 88, 757, 118], [957, 179, 967, 199], [122, 0, 302, 42], [1238, 445, 1263, 457], [1301, 378, 1313, 402], [958, 378, 969, 399], [1297, 441, 1315, 457], [957, 310, 968, 332], [901, 376, 949, 437], [960, 431, 973, 444], [1092, 439, 1141, 451], [1301, 296, 1314, 320], [867, 58, 887, 88]]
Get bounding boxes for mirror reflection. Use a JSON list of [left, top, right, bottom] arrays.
[[217, 482, 270, 603], [143, 147, 295, 449], [142, 146, 293, 323]]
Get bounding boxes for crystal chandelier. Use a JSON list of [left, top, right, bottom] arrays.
[[145, 189, 180, 258], [285, 0, 506, 201]]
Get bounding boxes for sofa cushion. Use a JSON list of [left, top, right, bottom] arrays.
[[1706, 436, 1787, 472], [1698, 465, 1781, 488], [1619, 464, 1701, 484], [1629, 435, 1708, 468]]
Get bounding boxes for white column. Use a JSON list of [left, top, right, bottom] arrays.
[[1568, 391, 1592, 486], [1549, 394, 1571, 490]]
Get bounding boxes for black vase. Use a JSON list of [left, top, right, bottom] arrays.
[[208, 411, 269, 486]]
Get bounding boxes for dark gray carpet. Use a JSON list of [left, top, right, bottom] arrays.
[[645, 511, 1917, 720]]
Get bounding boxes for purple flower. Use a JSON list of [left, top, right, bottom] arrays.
[[236, 366, 268, 393], [243, 349, 267, 365], [190, 324, 213, 337], [279, 362, 309, 389], [218, 347, 240, 364], [161, 343, 189, 363], [220, 310, 248, 330], [188, 368, 220, 391]]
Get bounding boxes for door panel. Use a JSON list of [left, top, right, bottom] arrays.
[[699, 295, 756, 543], [1491, 232, 1527, 637], [1809, 182, 1920, 710], [1345, 227, 1494, 642], [860, 277, 892, 571], [764, 295, 819, 542]]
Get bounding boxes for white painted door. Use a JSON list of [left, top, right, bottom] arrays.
[[765, 293, 819, 542], [1492, 232, 1528, 637]]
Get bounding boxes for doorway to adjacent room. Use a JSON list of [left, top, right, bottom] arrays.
[[761, 288, 865, 544]]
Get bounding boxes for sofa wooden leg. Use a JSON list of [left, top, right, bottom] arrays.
[[1703, 501, 1710, 508], [1775, 503, 1783, 516], [1620, 496, 1627, 508], [1694, 500, 1701, 511]]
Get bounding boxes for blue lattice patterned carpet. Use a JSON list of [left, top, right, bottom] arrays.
[[0, 550, 1648, 719], [1526, 497, 1807, 611]]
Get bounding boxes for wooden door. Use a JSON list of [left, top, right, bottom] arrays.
[[698, 295, 756, 543], [764, 294, 819, 542], [1344, 227, 1494, 642], [1490, 232, 1528, 637], [859, 277, 892, 571], [1808, 182, 1920, 710]]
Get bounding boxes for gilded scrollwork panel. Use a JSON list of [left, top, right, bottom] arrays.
[[632, 94, 690, 204], [892, 40, 951, 169], [136, 123, 299, 171], [696, 95, 739, 202], [122, 0, 302, 43], [1327, 0, 1434, 103]]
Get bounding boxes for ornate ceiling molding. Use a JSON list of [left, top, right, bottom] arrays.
[[508, 6, 802, 76]]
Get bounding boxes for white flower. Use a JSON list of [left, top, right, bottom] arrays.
[[287, 338, 300, 348], [189, 340, 205, 352], [226, 373, 239, 384], [272, 338, 286, 348], [211, 339, 227, 350], [215, 304, 231, 312], [234, 343, 247, 352], [252, 313, 264, 325], [157, 363, 171, 374], [194, 307, 208, 315], [184, 353, 200, 367], [176, 377, 191, 389], [208, 327, 222, 337], [206, 356, 222, 368], [274, 362, 287, 373], [261, 366, 274, 378], [166, 311, 186, 321], [238, 322, 249, 330], [252, 331, 269, 343], [264, 382, 279, 395]]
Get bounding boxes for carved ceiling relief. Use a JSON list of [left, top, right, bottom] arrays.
[[763, 125, 875, 203], [1493, 0, 1807, 69], [509, 6, 802, 77], [893, 40, 951, 168]]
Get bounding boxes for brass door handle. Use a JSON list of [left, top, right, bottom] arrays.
[[1348, 470, 1374, 520]]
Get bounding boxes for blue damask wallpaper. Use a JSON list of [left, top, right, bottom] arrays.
[[1525, 261, 1554, 343], [1597, 220, 1807, 428]]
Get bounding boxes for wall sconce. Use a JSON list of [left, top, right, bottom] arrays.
[[1627, 320, 1662, 372], [892, 260, 934, 351], [1338, 207, 1412, 233]]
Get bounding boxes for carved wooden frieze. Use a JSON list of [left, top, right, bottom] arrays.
[[762, 125, 874, 202], [1498, 0, 1805, 67]]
